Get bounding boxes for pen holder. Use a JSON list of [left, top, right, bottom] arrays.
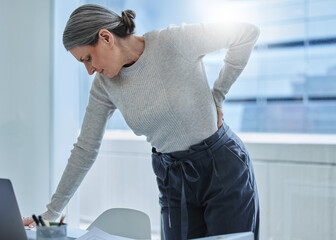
[[36, 223, 67, 240]]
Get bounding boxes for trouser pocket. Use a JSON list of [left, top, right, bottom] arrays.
[[211, 137, 254, 192]]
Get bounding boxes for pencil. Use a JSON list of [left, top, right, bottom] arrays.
[[58, 215, 65, 226], [38, 215, 46, 227], [32, 214, 40, 226]]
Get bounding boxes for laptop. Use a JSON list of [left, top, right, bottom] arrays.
[[0, 178, 85, 240], [0, 178, 29, 240]]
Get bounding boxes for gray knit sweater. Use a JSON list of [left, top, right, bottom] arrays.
[[43, 22, 260, 220]]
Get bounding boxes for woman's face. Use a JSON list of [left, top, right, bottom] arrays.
[[70, 30, 123, 78]]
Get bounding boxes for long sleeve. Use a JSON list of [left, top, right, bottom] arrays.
[[42, 76, 116, 221], [167, 22, 260, 107]]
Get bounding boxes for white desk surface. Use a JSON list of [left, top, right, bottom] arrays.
[[27, 228, 253, 240], [191, 232, 253, 240]]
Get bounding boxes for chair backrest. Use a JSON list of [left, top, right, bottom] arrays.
[[87, 208, 151, 239]]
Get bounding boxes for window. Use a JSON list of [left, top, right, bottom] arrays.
[[78, 0, 336, 134], [218, 0, 336, 133]]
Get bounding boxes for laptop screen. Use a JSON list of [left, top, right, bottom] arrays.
[[0, 178, 28, 240]]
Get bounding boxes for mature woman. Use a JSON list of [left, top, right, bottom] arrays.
[[24, 4, 260, 240]]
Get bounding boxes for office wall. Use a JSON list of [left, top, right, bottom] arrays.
[[79, 136, 161, 235], [0, 0, 52, 216], [244, 134, 336, 240]]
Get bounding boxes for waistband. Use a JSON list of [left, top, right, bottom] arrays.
[[152, 121, 230, 159]]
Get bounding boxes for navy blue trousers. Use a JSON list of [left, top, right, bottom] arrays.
[[152, 122, 259, 240]]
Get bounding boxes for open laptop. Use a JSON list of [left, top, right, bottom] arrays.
[[0, 178, 82, 240], [0, 178, 29, 240]]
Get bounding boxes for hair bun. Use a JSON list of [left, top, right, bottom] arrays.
[[121, 10, 136, 33]]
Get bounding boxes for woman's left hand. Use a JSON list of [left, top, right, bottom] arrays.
[[216, 107, 223, 129], [23, 217, 36, 228]]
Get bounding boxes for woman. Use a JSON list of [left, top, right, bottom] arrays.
[[24, 4, 260, 240]]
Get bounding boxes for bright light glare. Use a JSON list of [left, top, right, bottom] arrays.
[[192, 0, 258, 23]]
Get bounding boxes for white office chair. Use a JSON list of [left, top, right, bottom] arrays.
[[87, 208, 151, 239]]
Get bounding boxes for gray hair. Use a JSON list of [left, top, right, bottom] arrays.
[[63, 4, 136, 51]]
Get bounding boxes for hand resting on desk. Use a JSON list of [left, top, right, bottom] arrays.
[[23, 217, 36, 228]]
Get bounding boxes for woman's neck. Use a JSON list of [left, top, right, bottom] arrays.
[[119, 35, 145, 67]]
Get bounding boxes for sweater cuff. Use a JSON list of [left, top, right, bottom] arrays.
[[212, 89, 225, 108], [212, 64, 244, 107], [41, 209, 61, 222]]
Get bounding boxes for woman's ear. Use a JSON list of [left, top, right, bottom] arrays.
[[98, 29, 114, 48]]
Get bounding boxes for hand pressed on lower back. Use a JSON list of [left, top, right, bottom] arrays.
[[216, 107, 223, 129]]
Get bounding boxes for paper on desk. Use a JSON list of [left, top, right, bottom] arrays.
[[68, 227, 88, 238], [76, 227, 135, 240]]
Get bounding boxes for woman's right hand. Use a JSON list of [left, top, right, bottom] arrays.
[[216, 106, 223, 129], [23, 217, 36, 228]]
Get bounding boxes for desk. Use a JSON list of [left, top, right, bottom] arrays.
[[26, 228, 253, 240]]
